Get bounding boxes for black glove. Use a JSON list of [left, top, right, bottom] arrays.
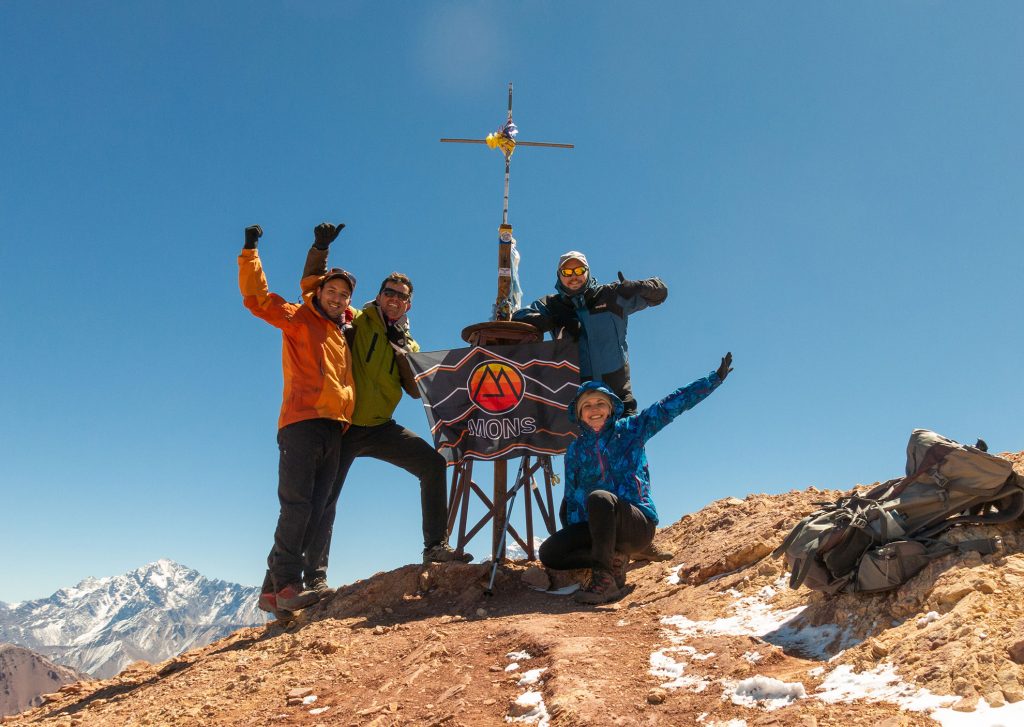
[[616, 271, 642, 298], [313, 222, 345, 250], [244, 225, 262, 250], [716, 352, 733, 382], [561, 317, 582, 341]]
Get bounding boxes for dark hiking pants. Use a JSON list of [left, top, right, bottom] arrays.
[[304, 420, 449, 581], [538, 490, 655, 572], [265, 418, 345, 592]]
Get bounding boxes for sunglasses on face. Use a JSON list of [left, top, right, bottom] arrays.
[[380, 288, 411, 302], [560, 266, 588, 277]]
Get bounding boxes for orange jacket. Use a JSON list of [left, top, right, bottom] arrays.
[[238, 249, 355, 430]]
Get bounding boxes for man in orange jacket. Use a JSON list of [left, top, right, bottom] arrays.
[[238, 221, 355, 613]]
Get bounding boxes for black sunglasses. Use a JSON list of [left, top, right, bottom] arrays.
[[380, 288, 411, 302]]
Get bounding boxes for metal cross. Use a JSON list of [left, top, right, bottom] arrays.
[[441, 83, 573, 320]]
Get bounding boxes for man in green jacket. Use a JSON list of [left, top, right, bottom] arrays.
[[302, 244, 470, 590]]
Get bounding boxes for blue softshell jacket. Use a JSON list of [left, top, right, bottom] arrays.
[[512, 274, 667, 380], [563, 373, 723, 526]]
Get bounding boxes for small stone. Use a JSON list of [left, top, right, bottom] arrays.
[[372, 625, 386, 635], [985, 691, 1006, 708], [952, 695, 979, 712], [476, 608, 488, 617], [1003, 687, 1024, 703], [287, 688, 314, 700], [384, 607, 393, 614], [489, 665, 503, 672], [419, 572, 431, 591], [647, 688, 667, 705], [869, 639, 889, 658], [521, 565, 551, 590], [1007, 640, 1024, 664]]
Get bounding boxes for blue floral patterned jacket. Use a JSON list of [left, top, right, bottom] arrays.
[[563, 373, 723, 526]]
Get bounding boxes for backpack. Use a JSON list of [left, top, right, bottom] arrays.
[[773, 429, 1024, 594]]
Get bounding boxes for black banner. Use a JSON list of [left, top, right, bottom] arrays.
[[407, 338, 580, 464]]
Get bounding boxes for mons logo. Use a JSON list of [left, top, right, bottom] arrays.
[[468, 362, 525, 415]]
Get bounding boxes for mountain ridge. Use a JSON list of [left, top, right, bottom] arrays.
[[0, 559, 266, 679]]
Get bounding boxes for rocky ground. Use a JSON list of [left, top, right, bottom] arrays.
[[6, 452, 1024, 726]]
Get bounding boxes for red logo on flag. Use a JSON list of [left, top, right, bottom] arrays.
[[468, 362, 525, 414]]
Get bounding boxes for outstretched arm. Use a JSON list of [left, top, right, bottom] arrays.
[[615, 272, 668, 314], [634, 352, 732, 442]]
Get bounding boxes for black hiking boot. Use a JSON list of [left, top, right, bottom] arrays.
[[573, 568, 623, 605], [632, 543, 674, 562], [610, 552, 628, 589], [423, 541, 473, 564]]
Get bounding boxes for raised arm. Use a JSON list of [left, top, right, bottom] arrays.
[[634, 353, 732, 442], [300, 221, 346, 294], [238, 225, 300, 329]]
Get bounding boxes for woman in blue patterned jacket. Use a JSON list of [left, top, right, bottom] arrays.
[[539, 353, 733, 604]]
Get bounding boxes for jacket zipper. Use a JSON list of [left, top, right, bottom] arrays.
[[365, 333, 378, 363]]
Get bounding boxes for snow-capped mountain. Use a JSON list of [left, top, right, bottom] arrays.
[[0, 560, 266, 678]]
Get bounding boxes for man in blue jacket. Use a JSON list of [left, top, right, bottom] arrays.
[[512, 250, 667, 416], [539, 353, 733, 604]]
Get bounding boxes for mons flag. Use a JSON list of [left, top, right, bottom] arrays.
[[407, 339, 579, 464]]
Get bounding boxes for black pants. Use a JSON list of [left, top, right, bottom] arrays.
[[539, 490, 655, 572], [265, 419, 346, 592], [303, 420, 449, 581]]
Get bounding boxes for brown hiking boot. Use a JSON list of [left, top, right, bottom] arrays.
[[610, 551, 628, 589], [633, 543, 674, 562], [275, 583, 321, 611], [573, 569, 623, 605], [305, 576, 335, 596], [423, 541, 473, 564]]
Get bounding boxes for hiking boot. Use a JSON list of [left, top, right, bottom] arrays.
[[423, 541, 473, 564], [275, 583, 321, 611], [257, 591, 277, 614], [305, 576, 335, 596], [632, 543, 674, 562], [573, 569, 622, 605], [610, 552, 628, 589]]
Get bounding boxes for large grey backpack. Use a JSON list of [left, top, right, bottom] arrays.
[[773, 429, 1023, 594]]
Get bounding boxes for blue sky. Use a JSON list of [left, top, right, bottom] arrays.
[[2, 1, 1022, 603]]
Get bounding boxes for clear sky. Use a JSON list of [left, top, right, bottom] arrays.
[[2, 2, 1022, 604]]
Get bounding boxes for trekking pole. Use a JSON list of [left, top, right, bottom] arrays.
[[484, 458, 531, 596]]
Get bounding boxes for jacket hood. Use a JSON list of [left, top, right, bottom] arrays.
[[567, 380, 624, 427], [555, 273, 597, 298], [554, 250, 596, 298]]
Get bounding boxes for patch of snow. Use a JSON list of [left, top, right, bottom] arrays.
[[506, 650, 532, 661], [649, 649, 711, 692], [309, 706, 329, 716], [616, 619, 629, 626], [505, 663, 521, 671], [931, 697, 1024, 726], [667, 564, 686, 585], [517, 668, 547, 686], [815, 663, 955, 712], [302, 695, 317, 705], [741, 651, 762, 664], [916, 611, 941, 628], [724, 676, 806, 711], [544, 584, 580, 596], [506, 689, 549, 725]]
